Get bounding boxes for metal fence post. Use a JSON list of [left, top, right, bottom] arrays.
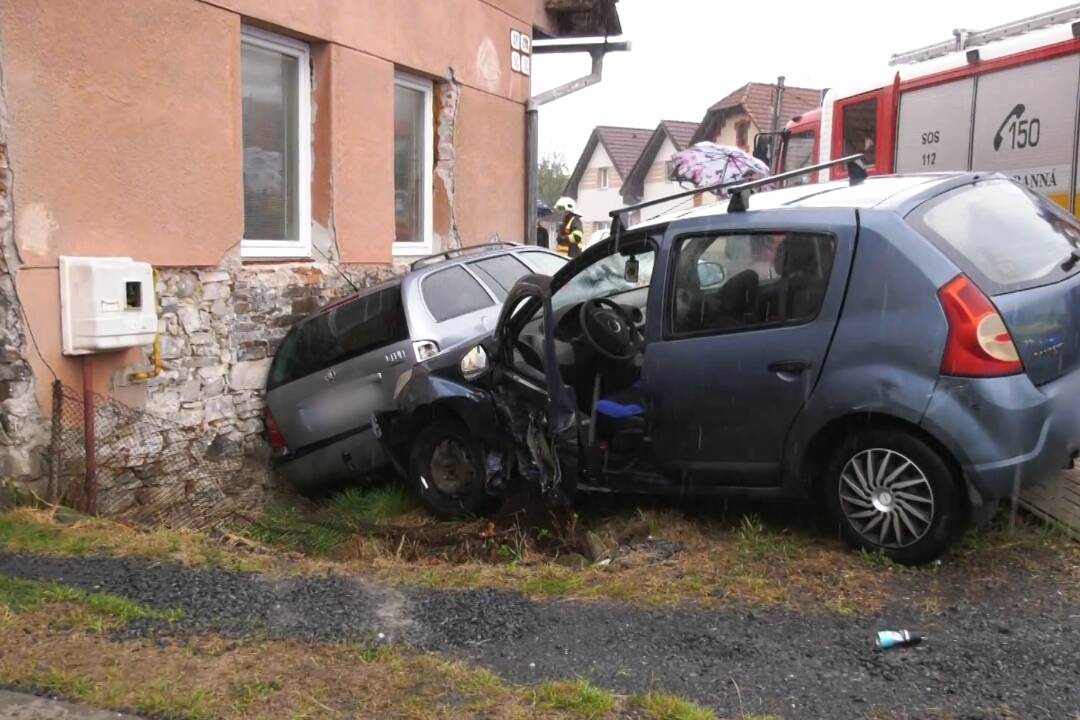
[[47, 379, 62, 502], [82, 357, 96, 515]]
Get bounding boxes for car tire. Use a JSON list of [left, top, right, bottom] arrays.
[[824, 427, 963, 565], [409, 419, 495, 520]]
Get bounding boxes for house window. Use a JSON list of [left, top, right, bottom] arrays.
[[735, 120, 750, 150], [393, 72, 434, 255], [241, 27, 312, 259], [665, 160, 676, 180], [598, 167, 609, 189]]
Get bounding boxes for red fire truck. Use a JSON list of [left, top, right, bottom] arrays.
[[770, 5, 1080, 215]]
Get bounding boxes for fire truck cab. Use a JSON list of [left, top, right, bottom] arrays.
[[773, 5, 1080, 214]]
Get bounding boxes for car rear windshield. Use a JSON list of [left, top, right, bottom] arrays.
[[267, 286, 408, 390], [421, 265, 494, 322], [468, 254, 531, 300], [909, 179, 1080, 294]]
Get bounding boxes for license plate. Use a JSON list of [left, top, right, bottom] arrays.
[[299, 384, 379, 432]]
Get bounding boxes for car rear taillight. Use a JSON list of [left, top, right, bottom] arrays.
[[264, 407, 287, 450], [413, 340, 439, 362], [938, 274, 1023, 377]]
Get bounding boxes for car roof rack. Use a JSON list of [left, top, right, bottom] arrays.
[[726, 154, 867, 212], [607, 153, 867, 238], [409, 241, 520, 271]]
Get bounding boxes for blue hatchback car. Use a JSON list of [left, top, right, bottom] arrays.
[[381, 172, 1080, 564]]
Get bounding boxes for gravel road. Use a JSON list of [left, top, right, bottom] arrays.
[[2, 551, 1076, 719]]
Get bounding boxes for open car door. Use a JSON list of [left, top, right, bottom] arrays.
[[490, 273, 582, 498]]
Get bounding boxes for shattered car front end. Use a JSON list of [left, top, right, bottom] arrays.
[[373, 274, 581, 512]]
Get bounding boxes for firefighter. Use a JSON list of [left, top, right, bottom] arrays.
[[554, 196, 584, 258]]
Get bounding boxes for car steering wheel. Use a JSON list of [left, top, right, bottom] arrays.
[[578, 298, 644, 360]]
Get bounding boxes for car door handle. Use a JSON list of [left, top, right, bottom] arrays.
[[767, 360, 812, 374]]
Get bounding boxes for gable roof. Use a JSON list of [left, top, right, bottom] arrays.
[[690, 82, 822, 144], [659, 120, 699, 151], [620, 120, 700, 203], [563, 125, 651, 198]]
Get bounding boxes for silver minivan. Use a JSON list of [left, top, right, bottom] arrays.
[[264, 243, 566, 490]]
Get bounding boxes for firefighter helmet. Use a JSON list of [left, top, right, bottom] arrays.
[[554, 196, 578, 214]]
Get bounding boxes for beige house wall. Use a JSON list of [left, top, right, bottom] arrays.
[[0, 0, 550, 409]]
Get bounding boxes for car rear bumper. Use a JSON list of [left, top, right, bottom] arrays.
[[921, 371, 1080, 500], [273, 426, 387, 489]]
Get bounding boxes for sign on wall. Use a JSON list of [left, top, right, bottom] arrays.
[[510, 28, 531, 76]]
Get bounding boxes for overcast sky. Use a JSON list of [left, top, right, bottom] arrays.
[[533, 0, 1068, 163]]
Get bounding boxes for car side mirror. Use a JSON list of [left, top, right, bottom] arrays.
[[460, 345, 490, 381], [697, 260, 726, 288], [624, 255, 639, 284]]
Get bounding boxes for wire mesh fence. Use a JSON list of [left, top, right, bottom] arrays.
[[48, 380, 268, 531]]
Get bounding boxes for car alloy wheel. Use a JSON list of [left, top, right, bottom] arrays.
[[838, 448, 935, 549], [427, 437, 475, 498]]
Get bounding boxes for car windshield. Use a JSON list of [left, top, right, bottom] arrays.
[[550, 240, 657, 313]]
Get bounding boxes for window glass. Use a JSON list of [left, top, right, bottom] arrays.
[[598, 167, 609, 188], [468, 254, 531, 300], [671, 233, 836, 336], [736, 121, 749, 149], [519, 251, 568, 276], [782, 132, 816, 178], [242, 40, 299, 241], [910, 179, 1080, 292], [550, 245, 656, 314], [267, 287, 408, 389], [842, 98, 878, 166], [421, 266, 494, 322], [394, 79, 429, 245]]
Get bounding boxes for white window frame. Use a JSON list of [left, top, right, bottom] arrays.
[[392, 72, 435, 257], [240, 26, 312, 260], [598, 167, 609, 189]]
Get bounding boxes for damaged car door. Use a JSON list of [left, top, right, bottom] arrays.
[[492, 233, 661, 492], [489, 273, 582, 498]]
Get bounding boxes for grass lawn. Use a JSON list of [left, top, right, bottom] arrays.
[[2, 488, 1076, 615]]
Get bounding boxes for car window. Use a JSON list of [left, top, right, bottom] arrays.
[[267, 286, 408, 390], [670, 232, 836, 336], [842, 98, 877, 167], [782, 131, 816, 182], [468, 254, 531, 300], [909, 179, 1080, 293], [421, 265, 495, 322], [519, 250, 568, 276]]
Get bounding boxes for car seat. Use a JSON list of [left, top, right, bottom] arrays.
[[782, 237, 830, 321]]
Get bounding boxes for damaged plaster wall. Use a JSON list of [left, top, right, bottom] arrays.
[[434, 70, 462, 251], [0, 38, 49, 487]]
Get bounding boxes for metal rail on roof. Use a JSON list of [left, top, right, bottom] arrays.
[[725, 154, 867, 212], [608, 154, 867, 230], [889, 4, 1080, 66], [408, 241, 520, 271]]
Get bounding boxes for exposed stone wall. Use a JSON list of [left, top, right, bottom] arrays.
[[126, 261, 397, 485], [434, 74, 462, 251], [0, 77, 48, 488]]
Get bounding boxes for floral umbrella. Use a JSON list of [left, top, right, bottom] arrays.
[[670, 142, 771, 196]]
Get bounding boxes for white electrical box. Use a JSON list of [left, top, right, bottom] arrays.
[[59, 256, 157, 355]]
